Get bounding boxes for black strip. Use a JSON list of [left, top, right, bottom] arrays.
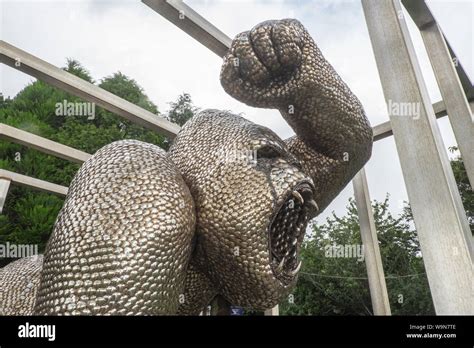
[[0, 315, 471, 346]]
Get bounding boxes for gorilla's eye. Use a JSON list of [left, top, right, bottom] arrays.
[[256, 144, 282, 159]]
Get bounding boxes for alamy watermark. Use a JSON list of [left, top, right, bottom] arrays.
[[55, 99, 95, 120], [324, 244, 365, 262], [217, 147, 258, 167], [387, 99, 420, 120], [18, 322, 55, 341], [0, 242, 38, 259]]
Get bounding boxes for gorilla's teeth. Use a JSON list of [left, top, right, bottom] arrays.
[[292, 191, 304, 205], [308, 199, 319, 212], [290, 261, 302, 276], [276, 257, 285, 272]]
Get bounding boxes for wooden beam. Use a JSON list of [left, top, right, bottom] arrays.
[[402, 0, 474, 101], [0, 40, 180, 138], [419, 23, 474, 187], [264, 305, 279, 316], [142, 0, 451, 142], [142, 0, 232, 57], [362, 0, 473, 315], [0, 169, 68, 196], [373, 100, 446, 141], [401, 0, 474, 187], [0, 179, 11, 213], [353, 169, 391, 315], [0, 123, 91, 164]]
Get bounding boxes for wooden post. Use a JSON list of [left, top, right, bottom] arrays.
[[0, 178, 11, 213], [401, 0, 474, 189], [0, 169, 68, 196], [362, 0, 474, 314], [0, 123, 91, 164], [353, 169, 391, 315], [264, 305, 279, 316]]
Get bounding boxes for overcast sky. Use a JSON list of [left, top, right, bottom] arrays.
[[0, 0, 472, 224]]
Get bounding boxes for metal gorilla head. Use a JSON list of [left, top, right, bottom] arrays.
[[169, 17, 373, 310], [169, 110, 319, 309]]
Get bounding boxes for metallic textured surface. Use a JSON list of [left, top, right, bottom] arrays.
[[170, 109, 317, 311], [0, 255, 43, 315], [34, 140, 195, 315], [0, 19, 371, 315], [176, 260, 218, 315], [220, 19, 373, 212], [173, 19, 372, 312]]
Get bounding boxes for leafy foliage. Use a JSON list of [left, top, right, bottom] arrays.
[[449, 146, 473, 233], [0, 60, 197, 266], [166, 93, 199, 127]]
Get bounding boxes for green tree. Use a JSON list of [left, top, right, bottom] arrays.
[[280, 196, 435, 315], [449, 146, 473, 233], [0, 60, 171, 266], [166, 93, 199, 127]]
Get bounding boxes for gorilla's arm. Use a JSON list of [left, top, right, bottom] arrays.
[[220, 19, 373, 211]]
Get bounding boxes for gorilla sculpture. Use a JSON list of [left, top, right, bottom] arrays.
[[0, 19, 372, 315]]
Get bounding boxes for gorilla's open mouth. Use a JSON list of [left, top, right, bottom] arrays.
[[269, 182, 317, 285]]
